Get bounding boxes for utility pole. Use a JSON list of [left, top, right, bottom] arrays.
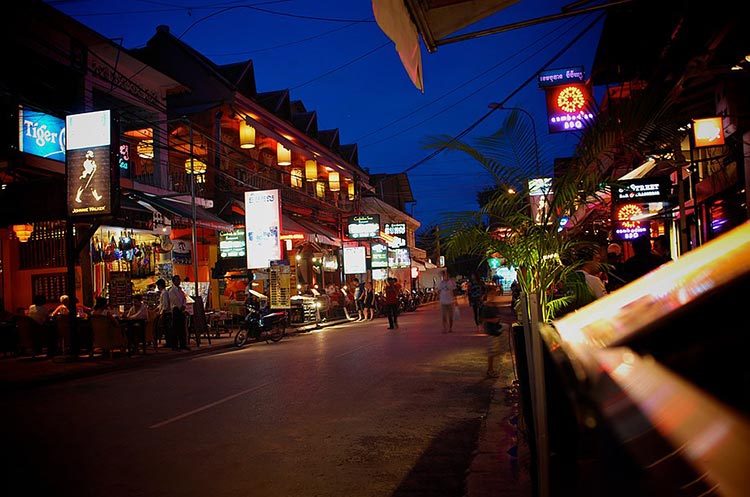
[[435, 225, 441, 266]]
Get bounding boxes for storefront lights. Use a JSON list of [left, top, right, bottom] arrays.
[[277, 143, 291, 166], [12, 224, 33, 242], [136, 139, 154, 159], [239, 121, 256, 149]]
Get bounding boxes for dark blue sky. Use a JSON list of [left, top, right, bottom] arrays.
[[50, 0, 604, 229]]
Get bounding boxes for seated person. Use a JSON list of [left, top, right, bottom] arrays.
[[51, 295, 71, 318], [28, 294, 50, 325], [125, 294, 148, 320]]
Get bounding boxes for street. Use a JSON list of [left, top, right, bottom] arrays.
[[1, 302, 500, 497]]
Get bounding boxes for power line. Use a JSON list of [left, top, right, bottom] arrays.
[[290, 42, 390, 90], [400, 12, 605, 175], [353, 14, 586, 144]]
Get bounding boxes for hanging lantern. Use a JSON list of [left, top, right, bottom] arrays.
[[239, 121, 256, 149], [136, 139, 154, 159], [184, 157, 207, 175], [277, 143, 291, 166], [347, 181, 355, 200], [328, 171, 340, 192], [291, 168, 303, 188], [305, 159, 318, 181], [12, 224, 34, 243]]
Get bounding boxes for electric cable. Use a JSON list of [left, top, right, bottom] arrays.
[[399, 12, 605, 175]]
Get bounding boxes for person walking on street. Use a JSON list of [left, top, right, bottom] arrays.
[[167, 275, 189, 350], [363, 281, 375, 320], [438, 270, 457, 333], [384, 278, 401, 329], [353, 277, 365, 321], [467, 272, 486, 331], [480, 286, 508, 378]]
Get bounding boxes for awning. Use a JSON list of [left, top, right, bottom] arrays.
[[292, 218, 341, 246], [130, 192, 233, 232], [413, 258, 437, 270]]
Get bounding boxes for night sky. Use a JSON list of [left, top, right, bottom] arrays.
[[49, 0, 605, 229]]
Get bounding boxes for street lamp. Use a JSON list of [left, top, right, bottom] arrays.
[[488, 103, 540, 176]]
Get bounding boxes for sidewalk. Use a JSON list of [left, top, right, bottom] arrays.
[[465, 294, 533, 497], [0, 317, 349, 392]]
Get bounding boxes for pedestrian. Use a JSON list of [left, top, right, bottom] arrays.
[[383, 277, 401, 329], [167, 275, 189, 350], [353, 277, 365, 321], [603, 243, 625, 293], [622, 236, 665, 283], [653, 234, 672, 263], [363, 281, 375, 320], [467, 272, 486, 331], [437, 270, 457, 333], [155, 278, 170, 346], [480, 286, 508, 378]]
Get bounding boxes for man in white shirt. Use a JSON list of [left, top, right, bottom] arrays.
[[167, 275, 188, 350], [437, 270, 457, 333]]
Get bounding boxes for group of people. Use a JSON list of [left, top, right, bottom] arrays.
[[349, 276, 403, 330], [156, 275, 190, 351], [352, 278, 376, 322]]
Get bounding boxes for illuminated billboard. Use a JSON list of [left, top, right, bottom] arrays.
[[245, 189, 282, 269], [19, 107, 66, 161], [545, 83, 595, 133], [347, 214, 380, 239], [65, 110, 114, 217], [343, 246, 367, 274]]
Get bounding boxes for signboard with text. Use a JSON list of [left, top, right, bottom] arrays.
[[612, 178, 671, 205], [347, 214, 380, 239], [537, 66, 585, 88], [19, 106, 66, 161], [245, 189, 282, 269], [370, 243, 388, 269], [545, 83, 595, 133], [220, 229, 246, 259]]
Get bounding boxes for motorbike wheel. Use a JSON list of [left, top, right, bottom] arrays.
[[267, 321, 286, 343], [234, 328, 249, 348]]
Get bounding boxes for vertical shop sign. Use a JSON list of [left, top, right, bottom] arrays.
[[245, 189, 282, 269], [269, 259, 291, 309], [66, 110, 114, 217]]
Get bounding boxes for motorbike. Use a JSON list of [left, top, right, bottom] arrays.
[[234, 302, 288, 348]]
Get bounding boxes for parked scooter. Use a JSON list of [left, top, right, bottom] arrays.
[[234, 300, 288, 347]]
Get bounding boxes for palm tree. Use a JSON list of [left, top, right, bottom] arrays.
[[425, 90, 684, 323]]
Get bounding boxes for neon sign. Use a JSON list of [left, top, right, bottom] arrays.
[[546, 83, 595, 133]]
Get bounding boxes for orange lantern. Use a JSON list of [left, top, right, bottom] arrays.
[[13, 224, 34, 242]]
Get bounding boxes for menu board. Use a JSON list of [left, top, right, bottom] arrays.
[[108, 271, 132, 306], [269, 260, 291, 309]]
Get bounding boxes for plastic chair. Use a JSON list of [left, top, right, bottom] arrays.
[[16, 316, 44, 358], [89, 315, 127, 357], [55, 316, 72, 355]]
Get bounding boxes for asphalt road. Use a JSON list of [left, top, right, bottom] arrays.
[[1, 302, 498, 497]]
